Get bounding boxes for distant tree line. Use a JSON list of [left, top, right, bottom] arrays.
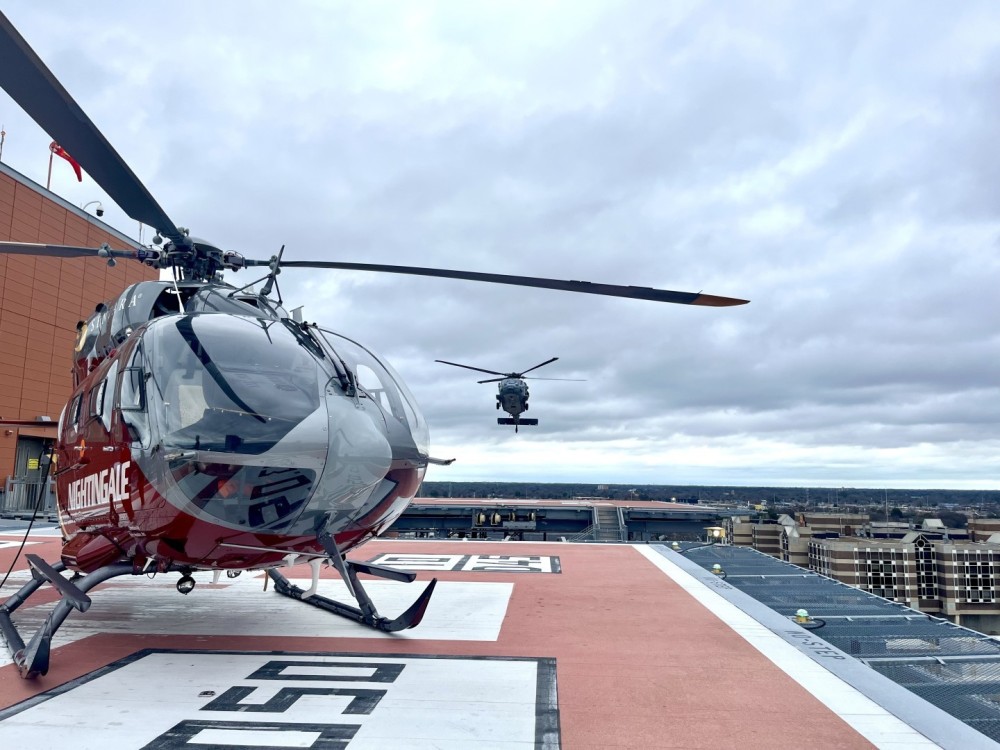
[[418, 482, 1000, 510]]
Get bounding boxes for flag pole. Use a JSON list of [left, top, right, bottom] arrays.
[[0, 125, 5, 163], [46, 148, 53, 190]]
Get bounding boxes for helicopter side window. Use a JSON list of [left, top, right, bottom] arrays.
[[120, 368, 147, 411], [119, 344, 151, 448], [100, 360, 119, 431], [88, 380, 106, 424], [68, 394, 83, 431]]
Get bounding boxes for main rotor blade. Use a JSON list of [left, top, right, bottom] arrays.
[[520, 357, 559, 376], [266, 260, 749, 306], [435, 359, 506, 377], [476, 378, 505, 384], [0, 12, 185, 245], [522, 377, 587, 382], [0, 241, 137, 259]]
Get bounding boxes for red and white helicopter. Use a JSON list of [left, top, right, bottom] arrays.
[[0, 10, 747, 679]]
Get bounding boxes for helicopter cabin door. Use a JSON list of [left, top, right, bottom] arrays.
[[60, 360, 120, 527]]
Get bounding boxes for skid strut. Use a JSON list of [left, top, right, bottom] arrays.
[[0, 559, 137, 678], [266, 531, 437, 632]]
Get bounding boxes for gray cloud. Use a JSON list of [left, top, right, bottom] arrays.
[[2, 0, 998, 488]]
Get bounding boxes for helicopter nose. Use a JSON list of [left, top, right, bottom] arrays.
[[156, 391, 392, 535], [302, 390, 394, 527]]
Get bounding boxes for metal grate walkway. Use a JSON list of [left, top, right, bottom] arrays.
[[682, 544, 1000, 745]]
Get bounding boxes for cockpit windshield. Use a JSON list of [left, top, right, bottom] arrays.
[[147, 315, 325, 454], [319, 329, 429, 456]]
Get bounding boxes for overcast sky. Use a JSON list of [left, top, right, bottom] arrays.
[[2, 1, 999, 490]]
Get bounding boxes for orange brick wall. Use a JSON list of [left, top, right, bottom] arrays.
[[0, 169, 158, 479]]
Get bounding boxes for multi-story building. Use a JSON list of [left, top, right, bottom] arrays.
[[808, 532, 1000, 632], [936, 539, 1000, 633], [750, 522, 783, 558], [0, 161, 155, 500], [723, 515, 754, 547], [808, 534, 920, 606], [779, 522, 814, 567]]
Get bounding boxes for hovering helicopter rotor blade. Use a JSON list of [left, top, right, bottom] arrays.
[[259, 260, 749, 306], [0, 12, 186, 246], [519, 357, 559, 376], [476, 377, 506, 384], [0, 241, 137, 259], [435, 359, 506, 377], [522, 377, 587, 382]]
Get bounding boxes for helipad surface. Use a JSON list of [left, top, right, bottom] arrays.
[[0, 534, 980, 748]]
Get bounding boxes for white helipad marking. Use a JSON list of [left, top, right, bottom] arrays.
[[368, 553, 467, 571], [0, 574, 513, 668], [0, 541, 39, 550], [368, 552, 559, 573], [635, 545, 939, 749], [0, 526, 62, 537], [0, 652, 553, 749]]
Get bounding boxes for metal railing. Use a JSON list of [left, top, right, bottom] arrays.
[[591, 506, 627, 542], [616, 506, 628, 542], [562, 525, 596, 542], [1, 476, 57, 518]]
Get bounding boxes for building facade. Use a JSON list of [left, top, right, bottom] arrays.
[[750, 523, 783, 557], [779, 523, 813, 567], [807, 532, 1000, 632], [969, 518, 1000, 542], [728, 511, 1000, 632], [0, 161, 156, 497]]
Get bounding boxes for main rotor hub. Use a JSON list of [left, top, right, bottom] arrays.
[[140, 236, 246, 282]]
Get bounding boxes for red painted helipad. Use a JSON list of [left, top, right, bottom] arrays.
[[0, 535, 935, 748]]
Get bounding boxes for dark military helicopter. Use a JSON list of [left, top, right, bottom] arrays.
[[435, 357, 583, 432], [0, 10, 747, 678]]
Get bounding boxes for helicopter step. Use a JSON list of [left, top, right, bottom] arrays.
[[498, 418, 538, 426], [265, 531, 438, 633]]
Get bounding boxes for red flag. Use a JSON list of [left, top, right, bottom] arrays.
[[50, 141, 82, 181]]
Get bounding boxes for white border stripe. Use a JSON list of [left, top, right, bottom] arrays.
[[635, 545, 939, 749]]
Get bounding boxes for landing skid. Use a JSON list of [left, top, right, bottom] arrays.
[[266, 531, 437, 633], [0, 556, 137, 678], [0, 535, 438, 679]]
